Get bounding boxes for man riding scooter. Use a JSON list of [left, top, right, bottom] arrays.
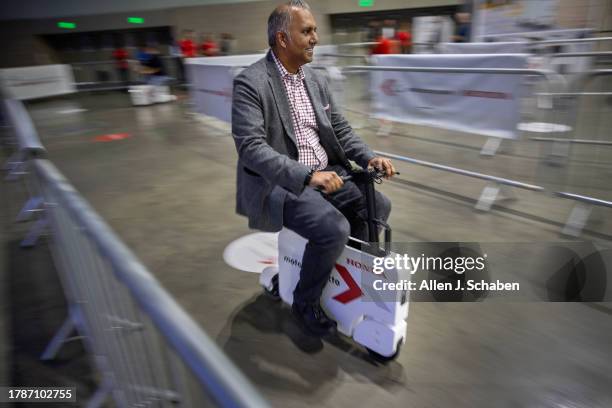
[[231, 0, 396, 336]]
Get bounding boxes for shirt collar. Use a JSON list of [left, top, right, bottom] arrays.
[[271, 49, 305, 82]]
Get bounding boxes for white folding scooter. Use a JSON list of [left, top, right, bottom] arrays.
[[259, 168, 410, 361]]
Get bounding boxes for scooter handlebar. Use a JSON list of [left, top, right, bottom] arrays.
[[341, 169, 400, 182], [316, 169, 399, 192]]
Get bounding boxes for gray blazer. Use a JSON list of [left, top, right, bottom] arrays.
[[231, 51, 375, 232]]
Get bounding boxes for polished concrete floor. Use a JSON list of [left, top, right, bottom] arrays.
[[2, 89, 612, 407]]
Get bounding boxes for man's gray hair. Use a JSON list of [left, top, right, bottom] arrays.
[[267, 0, 311, 47]]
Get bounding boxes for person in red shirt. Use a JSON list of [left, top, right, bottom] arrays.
[[112, 46, 130, 86], [371, 36, 392, 54], [371, 24, 400, 55], [200, 34, 219, 57], [395, 23, 412, 54], [176, 30, 196, 83], [179, 30, 196, 58]]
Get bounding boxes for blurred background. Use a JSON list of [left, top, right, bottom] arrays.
[[1, 0, 612, 407]]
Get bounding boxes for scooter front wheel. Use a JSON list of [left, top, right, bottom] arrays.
[[366, 340, 402, 363]]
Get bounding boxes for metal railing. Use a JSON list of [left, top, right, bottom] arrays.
[[1, 98, 48, 246], [32, 158, 268, 407], [536, 69, 612, 236], [533, 36, 612, 47], [2, 98, 46, 179], [477, 29, 593, 42], [71, 56, 182, 90], [530, 137, 612, 146], [549, 51, 612, 59], [338, 64, 610, 235], [375, 150, 543, 212]]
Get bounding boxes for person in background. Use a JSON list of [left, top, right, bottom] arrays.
[[136, 45, 151, 65], [395, 22, 412, 54], [453, 12, 471, 43], [371, 28, 399, 55], [139, 45, 168, 86], [176, 30, 195, 83], [219, 33, 233, 56], [179, 30, 197, 58], [201, 34, 219, 57], [112, 45, 130, 87]]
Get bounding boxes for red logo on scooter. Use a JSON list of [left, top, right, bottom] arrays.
[[333, 264, 363, 304]]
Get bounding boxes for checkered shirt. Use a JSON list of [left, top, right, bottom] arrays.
[[272, 51, 328, 170]]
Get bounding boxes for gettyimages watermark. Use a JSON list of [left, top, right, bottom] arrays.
[[353, 242, 612, 302]]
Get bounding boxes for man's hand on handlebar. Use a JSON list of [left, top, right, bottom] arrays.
[[368, 157, 396, 179], [309, 171, 344, 193]]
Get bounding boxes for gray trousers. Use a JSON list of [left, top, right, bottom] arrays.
[[283, 165, 391, 306]]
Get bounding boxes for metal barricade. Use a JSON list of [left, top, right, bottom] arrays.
[[2, 98, 46, 179], [532, 69, 612, 236], [374, 150, 544, 212], [339, 65, 563, 210], [1, 98, 48, 246], [71, 60, 130, 89], [0, 89, 269, 407], [32, 158, 269, 408], [533, 36, 612, 49], [340, 64, 567, 148], [71, 57, 181, 90]]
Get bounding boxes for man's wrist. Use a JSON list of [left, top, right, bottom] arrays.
[[304, 169, 315, 186]]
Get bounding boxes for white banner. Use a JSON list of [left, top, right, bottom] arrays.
[[438, 42, 528, 54], [474, 0, 559, 38], [370, 54, 528, 139], [187, 54, 264, 123], [0, 64, 76, 100], [188, 47, 339, 123]]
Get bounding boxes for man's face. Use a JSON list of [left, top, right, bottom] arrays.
[[284, 8, 318, 67]]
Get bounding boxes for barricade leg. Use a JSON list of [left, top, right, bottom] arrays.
[[476, 182, 500, 211], [16, 196, 44, 222], [545, 139, 571, 166], [86, 375, 114, 408], [475, 182, 517, 212], [561, 203, 592, 237], [480, 137, 502, 156], [41, 316, 77, 360], [20, 215, 49, 247]]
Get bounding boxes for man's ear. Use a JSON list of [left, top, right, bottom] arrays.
[[277, 32, 288, 49]]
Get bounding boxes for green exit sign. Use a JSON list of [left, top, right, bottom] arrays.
[[57, 21, 76, 29], [359, 0, 374, 6], [127, 17, 144, 24]]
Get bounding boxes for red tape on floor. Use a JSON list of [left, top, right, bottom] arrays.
[[93, 133, 131, 142]]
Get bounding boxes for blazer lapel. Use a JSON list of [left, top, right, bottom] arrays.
[[266, 53, 297, 149]]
